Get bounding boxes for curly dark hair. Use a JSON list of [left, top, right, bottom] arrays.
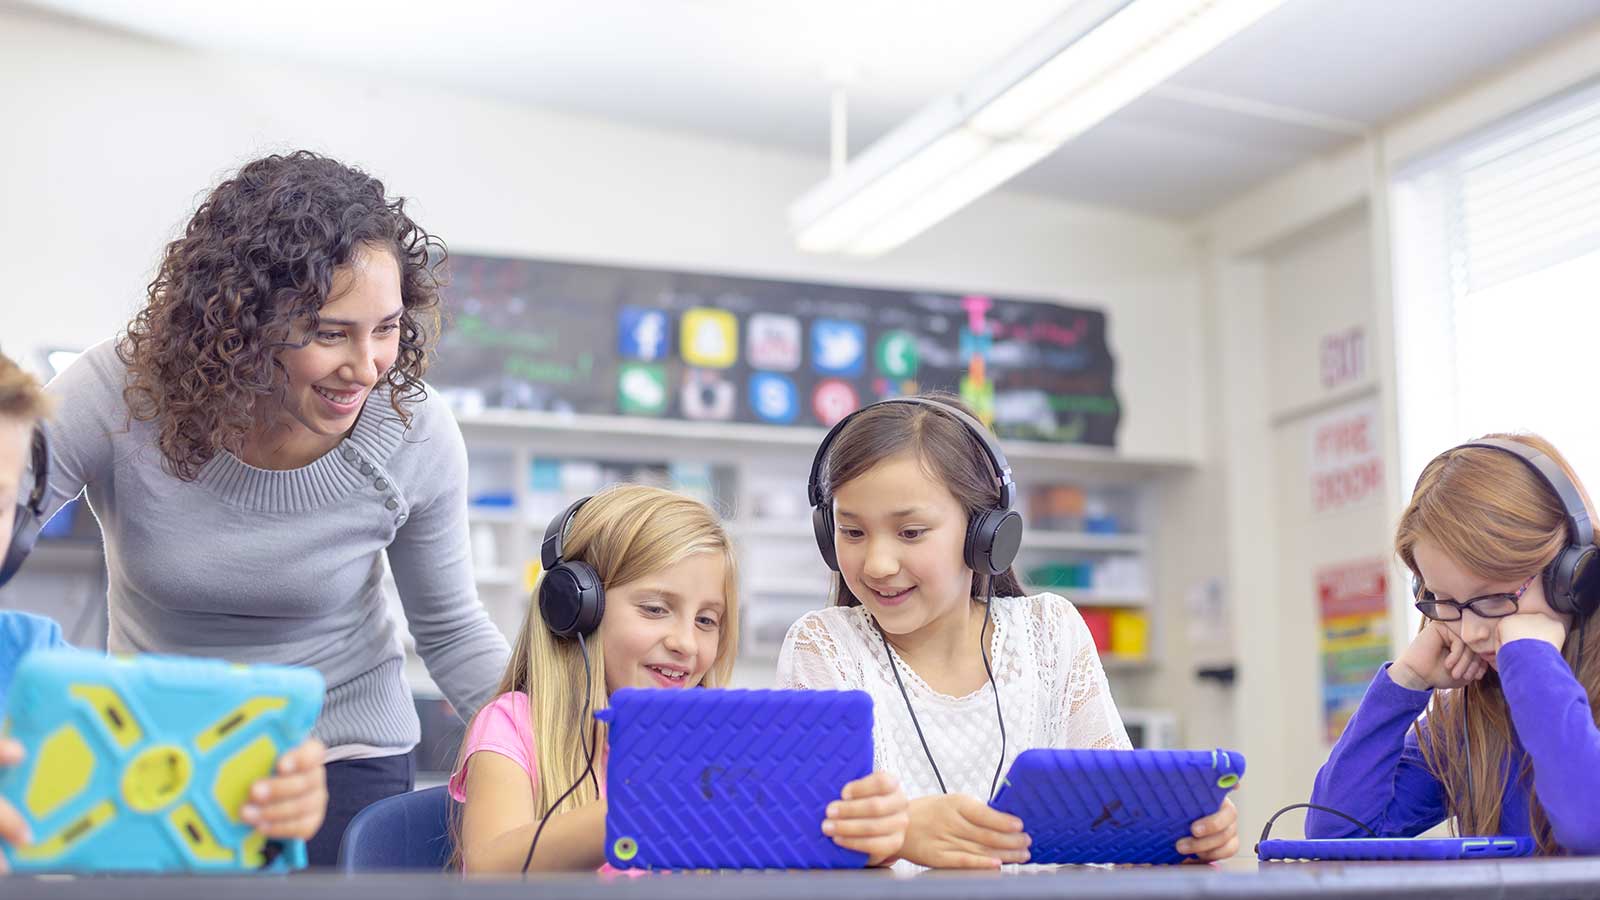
[[118, 151, 446, 481]]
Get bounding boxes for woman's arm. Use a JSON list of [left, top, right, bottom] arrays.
[[386, 405, 509, 720], [36, 341, 122, 524]]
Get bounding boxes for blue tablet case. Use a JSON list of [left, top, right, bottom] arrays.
[[988, 748, 1245, 865], [1257, 836, 1536, 861], [596, 688, 873, 870], [0, 648, 323, 873]]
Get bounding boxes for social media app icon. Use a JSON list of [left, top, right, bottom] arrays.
[[812, 378, 860, 427], [681, 308, 738, 369], [747, 313, 802, 372], [682, 369, 736, 421], [812, 319, 865, 376], [749, 373, 798, 424], [875, 330, 919, 380], [618, 363, 667, 416], [618, 306, 669, 361]]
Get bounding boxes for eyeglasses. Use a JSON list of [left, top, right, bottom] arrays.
[[1414, 574, 1535, 621]]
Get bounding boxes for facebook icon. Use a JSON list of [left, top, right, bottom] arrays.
[[618, 307, 669, 361]]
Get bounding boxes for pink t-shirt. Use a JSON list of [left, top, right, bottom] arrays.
[[450, 691, 634, 875], [448, 691, 540, 803]]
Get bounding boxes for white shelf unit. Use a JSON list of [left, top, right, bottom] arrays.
[[447, 409, 1189, 716]]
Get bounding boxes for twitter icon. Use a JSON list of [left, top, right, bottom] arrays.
[[811, 319, 865, 376]]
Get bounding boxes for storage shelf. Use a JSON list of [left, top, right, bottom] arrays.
[[1056, 592, 1150, 608], [476, 567, 522, 587], [731, 519, 813, 540], [454, 408, 1193, 476], [746, 578, 832, 599], [1024, 530, 1148, 552]]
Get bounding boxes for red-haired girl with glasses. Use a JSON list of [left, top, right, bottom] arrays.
[[1308, 433, 1600, 855]]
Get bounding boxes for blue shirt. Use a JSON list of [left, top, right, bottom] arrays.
[[0, 611, 68, 712], [1309, 639, 1600, 853]]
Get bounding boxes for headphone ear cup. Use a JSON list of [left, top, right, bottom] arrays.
[[1549, 545, 1600, 618], [0, 504, 39, 587], [539, 561, 605, 639], [965, 508, 1023, 577], [813, 505, 840, 572]]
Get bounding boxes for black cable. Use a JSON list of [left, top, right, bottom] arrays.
[[1254, 802, 1377, 854], [980, 580, 1007, 803], [876, 619, 948, 795], [873, 586, 1009, 801], [521, 632, 599, 876], [1461, 686, 1475, 833]]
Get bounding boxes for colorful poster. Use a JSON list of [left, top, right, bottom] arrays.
[[1317, 559, 1392, 743], [429, 254, 1121, 445], [1308, 400, 1383, 514]]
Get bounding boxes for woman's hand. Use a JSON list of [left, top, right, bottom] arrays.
[[0, 738, 30, 873], [240, 738, 328, 840]]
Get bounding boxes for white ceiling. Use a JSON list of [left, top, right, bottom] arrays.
[[18, 0, 1600, 219]]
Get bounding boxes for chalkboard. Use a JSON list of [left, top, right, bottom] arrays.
[[429, 254, 1120, 446]]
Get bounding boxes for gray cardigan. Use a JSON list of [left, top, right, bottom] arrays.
[[34, 339, 510, 752]]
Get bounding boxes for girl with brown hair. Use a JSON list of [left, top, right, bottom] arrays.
[[1309, 434, 1600, 854], [779, 393, 1238, 868]]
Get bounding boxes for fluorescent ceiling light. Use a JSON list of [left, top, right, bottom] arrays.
[[790, 0, 1287, 256]]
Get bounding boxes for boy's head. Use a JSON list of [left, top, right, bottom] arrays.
[[0, 352, 52, 583]]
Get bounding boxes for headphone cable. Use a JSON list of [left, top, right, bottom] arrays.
[[873, 581, 1009, 802], [980, 576, 1007, 802], [521, 632, 600, 876]]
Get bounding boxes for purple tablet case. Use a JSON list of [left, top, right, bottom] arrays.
[[596, 688, 873, 870], [989, 748, 1245, 865], [1257, 835, 1536, 861]]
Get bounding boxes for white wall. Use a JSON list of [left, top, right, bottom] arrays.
[[1198, 18, 1600, 832], [0, 7, 1207, 464]]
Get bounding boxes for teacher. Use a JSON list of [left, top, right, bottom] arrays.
[[31, 151, 511, 864]]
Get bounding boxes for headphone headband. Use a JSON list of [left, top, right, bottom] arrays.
[[541, 496, 591, 570], [1455, 438, 1593, 547], [805, 397, 1016, 511]]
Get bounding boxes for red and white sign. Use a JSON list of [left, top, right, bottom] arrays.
[[1319, 326, 1366, 390], [1316, 557, 1391, 743], [1309, 400, 1383, 514]]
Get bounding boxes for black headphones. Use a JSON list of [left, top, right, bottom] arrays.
[[807, 397, 1023, 577], [1412, 437, 1599, 619], [1, 426, 49, 588], [538, 496, 605, 639]]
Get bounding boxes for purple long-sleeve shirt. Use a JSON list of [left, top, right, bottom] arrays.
[[1308, 638, 1600, 853]]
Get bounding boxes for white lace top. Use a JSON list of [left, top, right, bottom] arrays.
[[776, 593, 1132, 804]]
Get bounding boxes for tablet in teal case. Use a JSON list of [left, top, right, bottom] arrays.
[[989, 748, 1245, 865], [0, 648, 323, 873], [597, 688, 873, 870]]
